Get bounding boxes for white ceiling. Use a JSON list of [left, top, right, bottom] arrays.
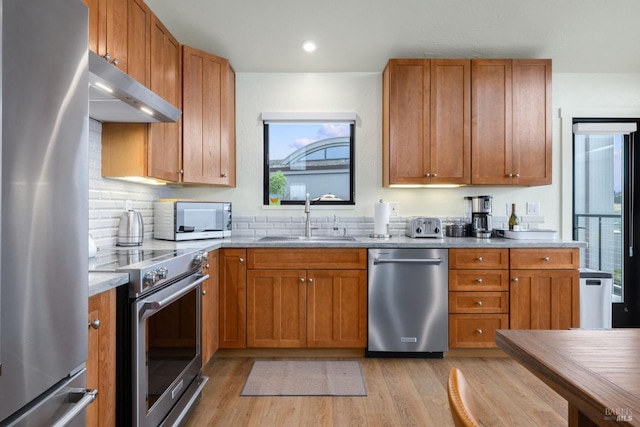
[[145, 0, 640, 74]]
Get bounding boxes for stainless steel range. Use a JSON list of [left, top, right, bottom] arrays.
[[91, 248, 209, 426]]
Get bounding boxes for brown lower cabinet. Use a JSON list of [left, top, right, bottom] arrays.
[[244, 249, 367, 348], [87, 288, 116, 427], [218, 248, 247, 348], [449, 247, 580, 349], [202, 250, 219, 365]]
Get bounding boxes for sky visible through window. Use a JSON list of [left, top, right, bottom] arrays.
[[268, 123, 350, 160]]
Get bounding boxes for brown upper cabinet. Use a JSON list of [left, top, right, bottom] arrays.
[[383, 58, 551, 187], [182, 45, 236, 186], [471, 59, 552, 185], [383, 59, 471, 186], [84, 0, 151, 85], [101, 13, 182, 183]]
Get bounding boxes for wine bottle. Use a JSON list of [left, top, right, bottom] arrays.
[[508, 203, 519, 231]]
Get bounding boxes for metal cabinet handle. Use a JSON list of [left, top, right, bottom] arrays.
[[202, 290, 207, 295], [477, 257, 483, 262], [239, 258, 244, 263], [205, 264, 210, 269], [308, 278, 314, 283], [300, 278, 305, 282], [476, 278, 483, 284], [515, 173, 520, 177], [88, 319, 100, 330], [178, 169, 184, 174], [543, 257, 550, 262], [508, 173, 513, 177], [513, 277, 519, 283], [51, 389, 98, 427], [425, 173, 430, 177], [432, 173, 438, 177], [476, 329, 483, 335], [221, 173, 227, 178], [476, 301, 483, 306]]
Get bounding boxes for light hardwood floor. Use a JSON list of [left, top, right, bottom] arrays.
[[185, 355, 567, 426]]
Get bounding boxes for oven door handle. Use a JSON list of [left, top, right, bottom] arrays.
[[140, 273, 209, 316]]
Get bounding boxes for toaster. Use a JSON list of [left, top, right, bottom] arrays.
[[405, 217, 443, 238]]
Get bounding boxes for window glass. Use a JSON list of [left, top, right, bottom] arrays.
[[264, 120, 355, 205]]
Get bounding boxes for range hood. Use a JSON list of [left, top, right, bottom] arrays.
[[88, 50, 181, 123]]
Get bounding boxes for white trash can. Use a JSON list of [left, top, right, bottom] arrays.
[[579, 268, 613, 329]]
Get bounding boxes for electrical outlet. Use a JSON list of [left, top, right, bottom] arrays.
[[527, 202, 540, 215], [389, 202, 399, 216]]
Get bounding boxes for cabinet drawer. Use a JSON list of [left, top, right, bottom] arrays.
[[449, 313, 509, 348], [449, 249, 509, 269], [510, 248, 580, 269], [449, 292, 509, 313], [449, 269, 509, 291], [247, 249, 367, 270]]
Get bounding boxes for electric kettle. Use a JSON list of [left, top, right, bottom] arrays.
[[117, 210, 144, 246]]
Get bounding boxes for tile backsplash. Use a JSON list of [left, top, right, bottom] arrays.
[[88, 119, 171, 251]]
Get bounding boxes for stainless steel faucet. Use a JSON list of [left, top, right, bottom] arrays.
[[304, 193, 312, 237]]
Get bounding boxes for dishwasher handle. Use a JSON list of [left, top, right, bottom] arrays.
[[373, 257, 443, 265]]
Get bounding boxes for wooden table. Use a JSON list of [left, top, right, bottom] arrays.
[[496, 329, 640, 427]]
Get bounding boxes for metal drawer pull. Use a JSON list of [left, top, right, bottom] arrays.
[[239, 258, 244, 263], [51, 388, 98, 427], [300, 278, 305, 282], [543, 257, 550, 262], [477, 257, 483, 262], [202, 290, 207, 295], [476, 278, 483, 284], [374, 258, 443, 265], [88, 319, 100, 330], [513, 277, 519, 283], [476, 301, 483, 306], [476, 329, 483, 335], [308, 278, 314, 283]]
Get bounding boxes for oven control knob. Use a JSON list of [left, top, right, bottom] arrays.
[[415, 227, 423, 235], [143, 271, 158, 287], [157, 267, 168, 279], [193, 251, 208, 266], [434, 227, 440, 234]]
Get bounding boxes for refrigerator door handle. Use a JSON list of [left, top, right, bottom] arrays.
[[50, 388, 97, 427]]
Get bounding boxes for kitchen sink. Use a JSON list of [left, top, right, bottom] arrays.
[[258, 235, 359, 242]]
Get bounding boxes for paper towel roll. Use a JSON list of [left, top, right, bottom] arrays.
[[374, 200, 390, 235]]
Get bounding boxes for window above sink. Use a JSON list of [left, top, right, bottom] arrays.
[[262, 112, 356, 206]]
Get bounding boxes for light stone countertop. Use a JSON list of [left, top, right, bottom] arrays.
[[88, 235, 587, 296]]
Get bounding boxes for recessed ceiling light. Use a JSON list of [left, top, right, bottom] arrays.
[[302, 40, 316, 52]]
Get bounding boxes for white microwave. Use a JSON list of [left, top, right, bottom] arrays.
[[154, 200, 232, 241]]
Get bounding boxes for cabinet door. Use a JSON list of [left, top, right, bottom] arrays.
[[202, 250, 219, 366], [307, 270, 367, 348], [87, 289, 116, 427], [510, 269, 580, 330], [430, 59, 471, 184], [471, 59, 513, 185], [383, 59, 430, 185], [83, 0, 102, 54], [182, 46, 236, 186], [103, 0, 128, 73], [511, 59, 552, 185], [148, 14, 182, 182], [247, 270, 307, 348], [219, 249, 247, 348], [126, 0, 151, 86]]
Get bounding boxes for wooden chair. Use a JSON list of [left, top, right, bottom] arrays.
[[447, 367, 481, 427]]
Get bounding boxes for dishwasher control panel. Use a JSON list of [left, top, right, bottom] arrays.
[[405, 217, 443, 238]]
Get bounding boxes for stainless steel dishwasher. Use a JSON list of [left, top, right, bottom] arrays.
[[367, 248, 448, 357]]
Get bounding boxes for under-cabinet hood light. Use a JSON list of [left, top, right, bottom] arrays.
[[140, 106, 154, 116], [111, 176, 167, 186], [302, 40, 317, 52], [94, 82, 113, 93]]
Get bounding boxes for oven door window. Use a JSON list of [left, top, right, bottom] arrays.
[[146, 288, 197, 411]]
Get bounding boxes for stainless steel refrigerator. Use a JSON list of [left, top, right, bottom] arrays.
[[0, 0, 94, 425]]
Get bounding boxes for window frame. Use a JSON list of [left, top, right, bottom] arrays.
[[262, 114, 356, 206]]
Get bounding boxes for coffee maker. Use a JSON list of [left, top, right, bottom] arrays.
[[466, 195, 493, 237]]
